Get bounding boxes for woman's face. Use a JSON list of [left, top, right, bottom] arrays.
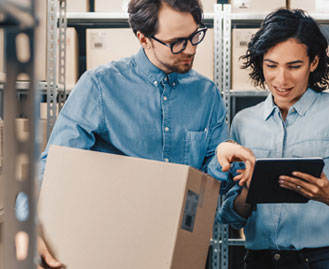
[[263, 38, 319, 112]]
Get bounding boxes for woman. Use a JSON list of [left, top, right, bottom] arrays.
[[218, 8, 329, 269]]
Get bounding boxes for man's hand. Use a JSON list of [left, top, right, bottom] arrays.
[[37, 236, 62, 269], [279, 171, 329, 206], [216, 141, 255, 186]]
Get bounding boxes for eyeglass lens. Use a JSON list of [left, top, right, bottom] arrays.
[[172, 29, 206, 54]]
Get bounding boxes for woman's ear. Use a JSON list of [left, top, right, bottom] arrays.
[[310, 55, 319, 72]]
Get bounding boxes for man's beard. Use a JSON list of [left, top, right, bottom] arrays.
[[155, 53, 195, 74]]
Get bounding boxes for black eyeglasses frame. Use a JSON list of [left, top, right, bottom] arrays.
[[150, 24, 208, 54]]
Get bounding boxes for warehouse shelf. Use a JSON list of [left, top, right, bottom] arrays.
[[66, 12, 215, 27], [229, 12, 329, 22]]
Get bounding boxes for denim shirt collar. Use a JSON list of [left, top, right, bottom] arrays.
[[263, 88, 318, 121], [134, 48, 178, 88]]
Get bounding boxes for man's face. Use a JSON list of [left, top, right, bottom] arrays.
[[144, 4, 199, 74]]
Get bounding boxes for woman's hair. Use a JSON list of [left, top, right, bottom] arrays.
[[241, 8, 329, 92], [128, 0, 203, 37]]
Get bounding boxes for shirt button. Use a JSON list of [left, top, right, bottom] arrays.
[[164, 158, 169, 162], [164, 77, 168, 81], [163, 96, 167, 101], [274, 253, 280, 261], [153, 81, 158, 86], [164, 127, 169, 132], [172, 82, 176, 87]]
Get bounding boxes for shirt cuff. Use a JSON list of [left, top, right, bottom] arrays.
[[216, 186, 247, 229]]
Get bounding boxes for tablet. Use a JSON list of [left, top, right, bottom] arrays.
[[246, 157, 324, 204]]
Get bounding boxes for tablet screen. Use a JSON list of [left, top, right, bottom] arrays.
[[246, 157, 324, 204]]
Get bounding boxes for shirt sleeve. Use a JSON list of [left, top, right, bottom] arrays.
[[215, 116, 248, 228], [216, 184, 248, 229], [39, 71, 105, 178]]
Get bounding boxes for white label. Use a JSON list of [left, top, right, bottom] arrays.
[[233, 0, 250, 9], [90, 32, 108, 50]]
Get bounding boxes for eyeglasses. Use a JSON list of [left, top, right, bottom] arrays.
[[150, 25, 208, 54]]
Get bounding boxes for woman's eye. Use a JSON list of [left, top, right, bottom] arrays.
[[288, 65, 301, 69]]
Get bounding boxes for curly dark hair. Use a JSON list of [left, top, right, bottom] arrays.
[[128, 0, 203, 37], [241, 8, 329, 92]]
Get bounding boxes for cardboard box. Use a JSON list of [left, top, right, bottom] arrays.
[[230, 0, 286, 13], [289, 0, 329, 13], [95, 0, 217, 13], [194, 28, 214, 80], [39, 145, 220, 269], [66, 0, 89, 12], [231, 28, 262, 90], [86, 28, 140, 70], [201, 0, 217, 13], [95, 0, 130, 12]]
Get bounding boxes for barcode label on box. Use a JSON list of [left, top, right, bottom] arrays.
[[181, 190, 199, 232]]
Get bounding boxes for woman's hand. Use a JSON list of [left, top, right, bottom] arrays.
[[279, 171, 329, 206]]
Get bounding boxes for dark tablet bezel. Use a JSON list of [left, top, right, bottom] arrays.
[[246, 158, 324, 204]]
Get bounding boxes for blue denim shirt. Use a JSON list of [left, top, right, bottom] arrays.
[[218, 88, 329, 250], [40, 48, 229, 177]]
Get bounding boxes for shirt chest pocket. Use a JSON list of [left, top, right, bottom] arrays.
[[184, 130, 209, 169], [291, 140, 329, 159]]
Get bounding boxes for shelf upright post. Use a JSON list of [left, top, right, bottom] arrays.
[[222, 4, 231, 126], [58, 0, 67, 112], [217, 4, 232, 269], [211, 4, 226, 269], [46, 0, 58, 138], [1, 0, 39, 268]]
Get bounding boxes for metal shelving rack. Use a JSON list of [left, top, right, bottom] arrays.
[[1, 0, 39, 268]]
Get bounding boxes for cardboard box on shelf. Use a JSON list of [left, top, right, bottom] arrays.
[[39, 145, 220, 269], [231, 28, 262, 90], [86, 28, 140, 70], [201, 0, 217, 13], [95, 0, 217, 13], [95, 0, 130, 12], [66, 0, 89, 12], [230, 0, 286, 13], [194, 28, 214, 80], [289, 0, 329, 13]]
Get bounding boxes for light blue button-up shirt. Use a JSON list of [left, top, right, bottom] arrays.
[[40, 48, 228, 177], [218, 88, 329, 250]]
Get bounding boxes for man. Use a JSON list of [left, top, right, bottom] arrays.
[[38, 0, 255, 267]]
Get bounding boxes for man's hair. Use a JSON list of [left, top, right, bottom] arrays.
[[128, 0, 203, 37], [241, 8, 329, 92]]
